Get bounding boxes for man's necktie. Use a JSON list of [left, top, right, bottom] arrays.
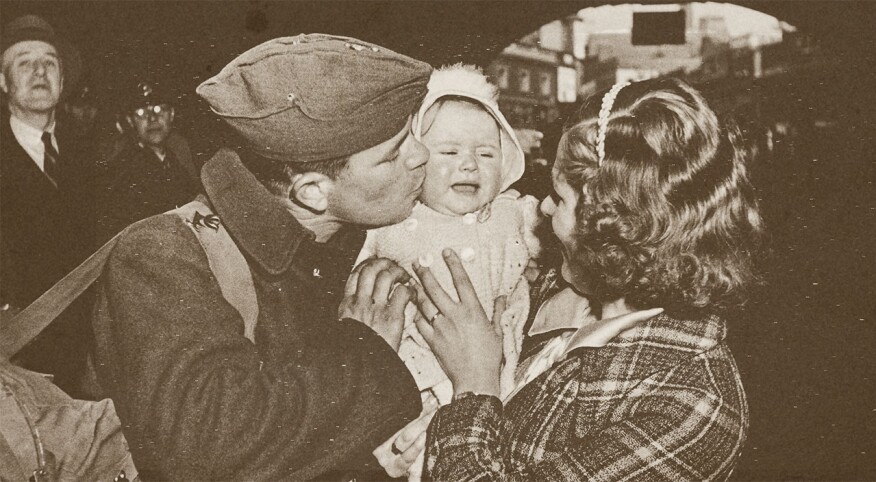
[[41, 131, 59, 187]]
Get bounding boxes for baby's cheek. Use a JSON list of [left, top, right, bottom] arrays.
[[431, 161, 455, 178]]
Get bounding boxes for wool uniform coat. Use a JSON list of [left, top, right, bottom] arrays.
[[425, 270, 749, 481], [91, 148, 421, 481]]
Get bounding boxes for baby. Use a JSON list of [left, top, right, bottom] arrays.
[[358, 64, 540, 416]]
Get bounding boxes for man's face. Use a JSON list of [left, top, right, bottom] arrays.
[[327, 116, 429, 227], [128, 104, 174, 148], [0, 40, 63, 115], [419, 101, 503, 216]]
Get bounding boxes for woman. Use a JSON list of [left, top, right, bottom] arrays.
[[411, 78, 763, 481]]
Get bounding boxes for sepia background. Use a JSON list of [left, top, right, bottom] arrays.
[[2, 1, 874, 479]]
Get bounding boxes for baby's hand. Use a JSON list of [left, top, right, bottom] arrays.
[[373, 396, 440, 477]]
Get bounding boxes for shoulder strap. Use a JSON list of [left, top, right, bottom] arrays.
[[1, 235, 121, 358], [1, 199, 259, 359], [170, 200, 259, 343]]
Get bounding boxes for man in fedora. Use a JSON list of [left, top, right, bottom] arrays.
[[91, 34, 431, 480], [1, 14, 95, 397]]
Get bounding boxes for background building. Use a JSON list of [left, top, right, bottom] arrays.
[[486, 16, 585, 130]]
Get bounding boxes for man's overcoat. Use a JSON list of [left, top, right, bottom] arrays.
[[1, 112, 96, 395]]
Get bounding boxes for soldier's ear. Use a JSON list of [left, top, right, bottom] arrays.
[[0, 72, 7, 95], [289, 172, 331, 213]]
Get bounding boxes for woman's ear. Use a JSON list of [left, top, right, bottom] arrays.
[[290, 172, 331, 213]]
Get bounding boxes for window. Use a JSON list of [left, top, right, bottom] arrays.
[[496, 66, 510, 90], [538, 72, 552, 96], [518, 68, 531, 93]]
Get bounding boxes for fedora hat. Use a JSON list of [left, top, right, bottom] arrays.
[[1, 14, 81, 93]]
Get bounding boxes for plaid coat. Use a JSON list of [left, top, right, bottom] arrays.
[[424, 271, 748, 481]]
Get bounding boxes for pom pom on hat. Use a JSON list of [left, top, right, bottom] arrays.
[[427, 63, 498, 103]]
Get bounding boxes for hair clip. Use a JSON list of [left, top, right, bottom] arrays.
[[596, 81, 630, 167]]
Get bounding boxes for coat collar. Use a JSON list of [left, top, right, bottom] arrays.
[[527, 277, 726, 358], [527, 286, 642, 355], [200, 147, 364, 277]]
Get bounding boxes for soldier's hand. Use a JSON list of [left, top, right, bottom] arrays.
[[339, 257, 413, 351]]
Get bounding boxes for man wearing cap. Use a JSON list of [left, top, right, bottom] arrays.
[[91, 34, 431, 480], [95, 81, 200, 244], [1, 14, 95, 396]]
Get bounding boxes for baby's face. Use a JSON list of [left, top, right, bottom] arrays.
[[419, 101, 503, 216]]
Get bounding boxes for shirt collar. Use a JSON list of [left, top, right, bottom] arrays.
[[9, 115, 55, 138], [200, 148, 364, 277], [527, 286, 594, 336], [527, 286, 668, 356], [8, 115, 56, 170]]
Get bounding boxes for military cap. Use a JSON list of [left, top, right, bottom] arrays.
[[196, 34, 432, 163], [123, 81, 173, 113]]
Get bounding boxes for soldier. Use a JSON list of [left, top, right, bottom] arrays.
[[91, 35, 431, 480]]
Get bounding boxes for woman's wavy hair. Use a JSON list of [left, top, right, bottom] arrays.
[[557, 77, 763, 316]]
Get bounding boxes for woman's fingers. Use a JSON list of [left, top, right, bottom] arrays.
[[409, 278, 437, 316], [408, 279, 437, 342], [412, 260, 455, 311], [413, 310, 435, 343], [441, 249, 480, 308]]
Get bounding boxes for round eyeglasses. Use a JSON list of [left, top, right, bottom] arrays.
[[132, 104, 171, 119]]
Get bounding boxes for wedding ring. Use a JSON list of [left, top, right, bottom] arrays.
[[429, 312, 444, 324], [391, 442, 402, 455]]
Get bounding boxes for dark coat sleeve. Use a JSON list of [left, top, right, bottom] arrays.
[[94, 215, 420, 480]]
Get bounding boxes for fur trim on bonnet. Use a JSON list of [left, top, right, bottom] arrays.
[[414, 63, 525, 191]]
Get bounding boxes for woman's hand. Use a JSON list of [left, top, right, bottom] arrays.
[[412, 249, 505, 398], [338, 257, 413, 351]]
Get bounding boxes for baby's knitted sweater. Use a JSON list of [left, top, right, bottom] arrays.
[[357, 190, 541, 404]]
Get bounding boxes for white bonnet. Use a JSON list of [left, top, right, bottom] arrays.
[[413, 63, 525, 191]]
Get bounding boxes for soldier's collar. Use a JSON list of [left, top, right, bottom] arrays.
[[201, 148, 319, 276]]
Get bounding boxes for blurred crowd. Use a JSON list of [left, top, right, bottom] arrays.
[[1, 15, 201, 396]]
